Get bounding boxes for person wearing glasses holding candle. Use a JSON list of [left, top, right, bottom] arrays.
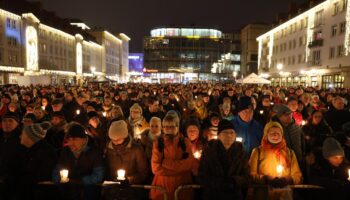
[[249, 121, 302, 200], [151, 114, 195, 200], [199, 119, 249, 200], [310, 137, 350, 200]]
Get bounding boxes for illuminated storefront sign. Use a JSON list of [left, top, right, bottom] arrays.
[[26, 26, 38, 71]]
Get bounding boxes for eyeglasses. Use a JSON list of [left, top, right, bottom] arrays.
[[163, 125, 177, 129]]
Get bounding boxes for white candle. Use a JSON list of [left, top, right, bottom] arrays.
[[276, 164, 284, 177], [103, 111, 107, 117], [285, 97, 288, 102], [302, 120, 306, 126], [236, 137, 243, 143], [60, 169, 69, 183], [270, 102, 274, 106], [117, 169, 126, 180], [348, 169, 350, 181], [76, 110, 80, 115], [193, 150, 202, 159], [259, 110, 264, 115], [41, 106, 45, 110], [212, 135, 218, 140]]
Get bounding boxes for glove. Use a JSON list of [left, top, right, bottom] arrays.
[[118, 178, 130, 189], [271, 177, 288, 188]]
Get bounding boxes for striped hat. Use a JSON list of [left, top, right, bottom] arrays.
[[23, 123, 50, 143]]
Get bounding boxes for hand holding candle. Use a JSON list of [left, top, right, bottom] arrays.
[[236, 137, 243, 143], [276, 164, 284, 177], [76, 109, 80, 115], [117, 169, 126, 181], [193, 150, 202, 159], [102, 111, 107, 117], [60, 169, 69, 183], [259, 110, 264, 115]]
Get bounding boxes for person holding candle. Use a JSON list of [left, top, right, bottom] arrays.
[[128, 103, 149, 140], [53, 122, 104, 200], [151, 114, 196, 200], [139, 117, 162, 161], [249, 121, 302, 200], [254, 95, 272, 127], [199, 119, 249, 200], [86, 111, 108, 152], [202, 112, 221, 141], [105, 119, 149, 199], [309, 137, 350, 200]]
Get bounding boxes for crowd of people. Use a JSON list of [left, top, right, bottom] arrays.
[[0, 83, 349, 200]]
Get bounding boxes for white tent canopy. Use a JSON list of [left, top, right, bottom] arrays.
[[236, 73, 271, 84]]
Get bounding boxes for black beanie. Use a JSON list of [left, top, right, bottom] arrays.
[[218, 119, 235, 135]]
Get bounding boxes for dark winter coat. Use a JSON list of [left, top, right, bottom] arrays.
[[105, 136, 149, 184], [325, 108, 350, 132], [53, 136, 104, 186], [310, 159, 350, 200], [199, 140, 249, 200], [302, 121, 333, 154], [45, 124, 66, 153]]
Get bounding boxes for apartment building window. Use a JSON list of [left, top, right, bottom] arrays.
[[299, 37, 303, 46], [288, 57, 291, 65], [11, 20, 16, 29], [300, 77, 307, 87], [289, 41, 292, 50], [293, 40, 296, 48], [300, 20, 304, 30], [292, 56, 295, 65], [293, 77, 300, 86], [305, 17, 308, 28], [315, 10, 324, 27], [337, 45, 344, 57], [284, 43, 287, 51], [311, 76, 318, 87], [322, 75, 333, 88], [342, 0, 347, 11], [6, 18, 11, 28], [287, 77, 292, 86], [334, 74, 344, 88], [298, 54, 302, 63], [340, 22, 346, 33], [331, 25, 337, 37], [329, 47, 335, 59], [334, 2, 340, 15], [313, 50, 321, 63]]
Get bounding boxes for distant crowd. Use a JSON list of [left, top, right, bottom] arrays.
[[0, 83, 350, 200]]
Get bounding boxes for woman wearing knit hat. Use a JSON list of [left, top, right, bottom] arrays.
[[128, 103, 149, 140], [309, 137, 350, 200], [249, 121, 302, 200], [20, 123, 57, 199], [199, 119, 249, 200]]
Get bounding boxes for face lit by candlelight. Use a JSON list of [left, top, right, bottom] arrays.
[[186, 125, 199, 142], [327, 155, 344, 167], [267, 126, 283, 144]]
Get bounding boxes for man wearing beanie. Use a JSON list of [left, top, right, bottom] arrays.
[[20, 123, 57, 199], [53, 122, 104, 200], [199, 119, 249, 200], [272, 104, 305, 164], [232, 96, 263, 155], [45, 111, 67, 152], [104, 120, 149, 199], [310, 137, 350, 200], [0, 112, 26, 199]]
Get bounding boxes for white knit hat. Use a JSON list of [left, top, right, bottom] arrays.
[[108, 120, 128, 140]]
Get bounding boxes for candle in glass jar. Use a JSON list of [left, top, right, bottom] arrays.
[[102, 111, 107, 117], [41, 106, 46, 110], [302, 120, 306, 126], [117, 169, 126, 180], [236, 137, 243, 143], [60, 169, 69, 183], [76, 110, 80, 115], [276, 164, 284, 177], [259, 110, 264, 115]]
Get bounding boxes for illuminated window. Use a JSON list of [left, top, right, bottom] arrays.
[[6, 18, 10, 28], [334, 75, 344, 88], [311, 76, 318, 87], [322, 75, 333, 88], [300, 76, 306, 86]]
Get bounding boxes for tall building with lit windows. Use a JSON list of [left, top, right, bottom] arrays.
[[257, 0, 350, 88], [143, 27, 233, 82], [0, 0, 129, 84]]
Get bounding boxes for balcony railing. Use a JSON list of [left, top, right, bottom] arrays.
[[308, 39, 323, 48]]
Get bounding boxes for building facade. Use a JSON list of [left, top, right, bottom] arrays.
[[143, 27, 233, 82], [0, 6, 129, 84], [257, 0, 350, 88], [241, 24, 270, 75]]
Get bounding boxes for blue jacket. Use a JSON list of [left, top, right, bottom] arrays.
[[231, 116, 263, 156]]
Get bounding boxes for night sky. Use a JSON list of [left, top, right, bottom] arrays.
[[28, 0, 306, 52]]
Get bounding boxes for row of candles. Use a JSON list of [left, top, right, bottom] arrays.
[[59, 164, 350, 183]]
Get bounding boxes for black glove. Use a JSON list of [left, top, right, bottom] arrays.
[[271, 177, 288, 188], [118, 178, 130, 189]]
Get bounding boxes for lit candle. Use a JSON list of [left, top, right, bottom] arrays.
[[176, 97, 179, 102], [236, 137, 243, 143], [285, 97, 288, 102], [302, 120, 306, 126], [193, 150, 202, 159], [60, 169, 69, 183], [41, 106, 46, 110], [348, 169, 350, 181], [117, 169, 126, 180], [270, 102, 274, 106], [195, 95, 197, 99], [76, 110, 80, 115], [259, 110, 264, 115], [213, 135, 218, 140], [171, 104, 174, 107], [153, 91, 156, 95], [276, 164, 284, 177], [103, 111, 107, 117]]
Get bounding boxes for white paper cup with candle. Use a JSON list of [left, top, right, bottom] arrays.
[[76, 110, 80, 115], [60, 169, 69, 183], [193, 150, 202, 159], [117, 169, 126, 181], [236, 137, 243, 143], [276, 164, 284, 178], [348, 169, 350, 181]]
